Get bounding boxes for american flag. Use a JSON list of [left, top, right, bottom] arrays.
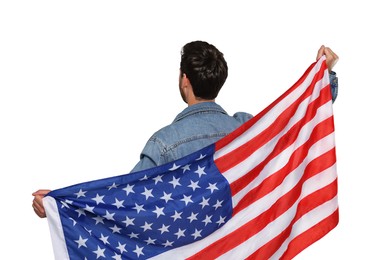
[[44, 56, 338, 260]]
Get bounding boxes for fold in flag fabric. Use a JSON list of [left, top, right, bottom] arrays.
[[44, 56, 338, 260]]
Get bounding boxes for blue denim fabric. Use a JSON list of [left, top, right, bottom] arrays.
[[330, 71, 338, 103], [130, 103, 253, 172], [130, 73, 338, 173]]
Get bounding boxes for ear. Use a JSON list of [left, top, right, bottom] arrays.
[[181, 74, 195, 101], [181, 73, 190, 87], [181, 74, 192, 92]]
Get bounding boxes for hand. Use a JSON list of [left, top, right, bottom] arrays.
[[32, 189, 51, 218], [316, 45, 339, 72]]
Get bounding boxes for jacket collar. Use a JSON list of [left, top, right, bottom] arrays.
[[173, 102, 228, 123]]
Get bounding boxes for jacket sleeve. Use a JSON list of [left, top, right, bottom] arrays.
[[330, 71, 338, 103], [129, 137, 164, 173]]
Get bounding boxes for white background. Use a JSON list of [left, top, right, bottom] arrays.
[[1, 1, 386, 259]]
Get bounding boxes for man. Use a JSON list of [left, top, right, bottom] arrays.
[[32, 41, 339, 218]]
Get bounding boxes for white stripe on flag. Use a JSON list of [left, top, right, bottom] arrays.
[[43, 196, 70, 260]]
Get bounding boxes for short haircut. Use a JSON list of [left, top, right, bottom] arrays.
[[180, 41, 228, 100]]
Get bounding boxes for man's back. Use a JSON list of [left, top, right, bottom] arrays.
[[130, 102, 252, 172]]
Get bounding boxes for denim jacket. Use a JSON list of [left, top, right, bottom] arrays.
[[130, 102, 253, 173], [130, 72, 338, 173]]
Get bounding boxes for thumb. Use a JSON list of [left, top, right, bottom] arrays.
[[316, 45, 325, 60], [32, 189, 51, 196]]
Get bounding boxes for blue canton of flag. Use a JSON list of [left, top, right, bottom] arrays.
[[46, 144, 232, 259]]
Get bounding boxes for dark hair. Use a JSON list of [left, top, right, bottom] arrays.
[[180, 41, 228, 100]]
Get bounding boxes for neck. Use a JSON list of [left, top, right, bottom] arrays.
[[187, 97, 215, 106]]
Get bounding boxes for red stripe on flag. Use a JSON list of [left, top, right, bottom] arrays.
[[281, 209, 339, 260]]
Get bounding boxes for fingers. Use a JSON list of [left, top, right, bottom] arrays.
[[32, 194, 47, 218], [324, 47, 339, 72], [325, 47, 339, 62], [316, 45, 325, 60], [32, 189, 51, 218], [33, 195, 46, 217]]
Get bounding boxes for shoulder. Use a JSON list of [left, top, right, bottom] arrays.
[[233, 111, 254, 124]]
